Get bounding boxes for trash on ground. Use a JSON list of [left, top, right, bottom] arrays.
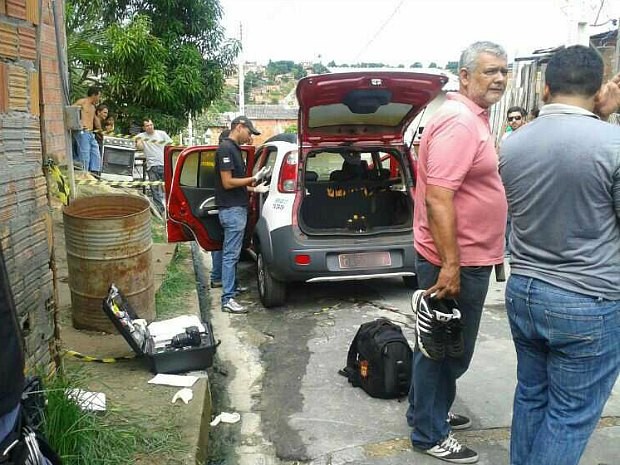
[[210, 412, 241, 427], [171, 387, 193, 404], [66, 389, 107, 412], [148, 373, 198, 387]]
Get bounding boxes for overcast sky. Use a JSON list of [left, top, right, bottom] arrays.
[[219, 0, 620, 66]]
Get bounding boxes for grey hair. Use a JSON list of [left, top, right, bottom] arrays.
[[459, 41, 507, 72]]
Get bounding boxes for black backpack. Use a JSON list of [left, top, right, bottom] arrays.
[[339, 318, 413, 399]]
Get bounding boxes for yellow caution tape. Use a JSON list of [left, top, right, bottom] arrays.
[[63, 349, 135, 363], [45, 159, 70, 205], [75, 179, 164, 187]]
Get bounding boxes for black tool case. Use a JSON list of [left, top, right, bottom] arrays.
[[102, 284, 217, 373]]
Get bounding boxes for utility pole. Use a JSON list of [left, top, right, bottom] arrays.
[[238, 22, 245, 116], [188, 111, 194, 146]]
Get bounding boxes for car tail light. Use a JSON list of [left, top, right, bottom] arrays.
[[278, 151, 298, 193], [294, 254, 311, 265]]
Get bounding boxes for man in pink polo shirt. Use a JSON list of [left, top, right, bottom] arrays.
[[406, 41, 508, 464]]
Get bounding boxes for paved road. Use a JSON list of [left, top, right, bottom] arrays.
[[195, 246, 619, 465]]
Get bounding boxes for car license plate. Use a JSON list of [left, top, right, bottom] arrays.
[[338, 252, 391, 269]]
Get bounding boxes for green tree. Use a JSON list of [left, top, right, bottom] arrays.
[[428, 62, 438, 68], [266, 60, 295, 78], [311, 62, 329, 74], [445, 61, 459, 74], [292, 63, 307, 80], [65, 0, 239, 133], [410, 62, 423, 68]]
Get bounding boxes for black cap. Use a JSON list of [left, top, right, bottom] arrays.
[[231, 116, 261, 135]]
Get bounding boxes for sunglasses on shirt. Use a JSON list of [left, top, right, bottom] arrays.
[[507, 115, 522, 122]]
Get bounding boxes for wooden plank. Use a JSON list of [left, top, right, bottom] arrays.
[[25, 0, 38, 24], [29, 70, 39, 116], [0, 63, 8, 114]]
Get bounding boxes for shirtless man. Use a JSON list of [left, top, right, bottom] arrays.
[[73, 86, 102, 173]]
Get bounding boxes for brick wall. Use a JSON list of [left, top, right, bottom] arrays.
[[1, 0, 65, 372], [252, 118, 296, 145]]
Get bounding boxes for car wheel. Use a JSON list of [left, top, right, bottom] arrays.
[[257, 252, 286, 308], [402, 275, 419, 290], [240, 249, 253, 262]]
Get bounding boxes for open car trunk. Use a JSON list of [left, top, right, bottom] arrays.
[[297, 148, 413, 235]]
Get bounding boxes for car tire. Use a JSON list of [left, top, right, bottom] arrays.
[[402, 275, 419, 290], [257, 252, 286, 308]]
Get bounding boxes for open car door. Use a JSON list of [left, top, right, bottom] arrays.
[[164, 145, 190, 242], [166, 144, 256, 251]]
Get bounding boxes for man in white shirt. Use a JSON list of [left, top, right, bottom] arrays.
[[136, 119, 172, 215]]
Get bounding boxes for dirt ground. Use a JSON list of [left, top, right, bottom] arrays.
[[50, 185, 211, 465]]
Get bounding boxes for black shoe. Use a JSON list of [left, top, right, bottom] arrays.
[[439, 299, 464, 358], [417, 433, 478, 463], [210, 281, 222, 288], [411, 290, 446, 361], [447, 412, 472, 430], [235, 285, 249, 293]]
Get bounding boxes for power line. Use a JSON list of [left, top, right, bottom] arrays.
[[591, 0, 606, 26], [354, 0, 406, 62]]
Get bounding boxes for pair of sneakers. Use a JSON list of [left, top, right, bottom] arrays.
[[411, 289, 464, 361]]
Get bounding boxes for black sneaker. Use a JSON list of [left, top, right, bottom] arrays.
[[448, 412, 472, 430], [438, 299, 464, 358], [210, 281, 222, 288], [411, 290, 447, 361], [419, 433, 478, 463]]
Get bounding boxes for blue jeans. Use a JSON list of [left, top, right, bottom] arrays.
[[211, 250, 222, 284], [147, 165, 165, 214], [218, 206, 247, 305], [407, 254, 492, 449], [506, 275, 620, 465], [0, 405, 19, 444], [73, 131, 101, 172]]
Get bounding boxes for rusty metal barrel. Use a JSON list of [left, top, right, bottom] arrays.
[[63, 194, 154, 332]]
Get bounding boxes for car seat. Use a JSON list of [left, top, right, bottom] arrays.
[[330, 160, 368, 182], [305, 170, 319, 182]]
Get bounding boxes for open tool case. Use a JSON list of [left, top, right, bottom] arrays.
[[102, 284, 217, 373]]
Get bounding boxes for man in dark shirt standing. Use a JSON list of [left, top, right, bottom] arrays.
[[215, 116, 269, 313], [500, 46, 620, 465]]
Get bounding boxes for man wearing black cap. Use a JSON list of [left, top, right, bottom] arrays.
[[215, 116, 270, 313]]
